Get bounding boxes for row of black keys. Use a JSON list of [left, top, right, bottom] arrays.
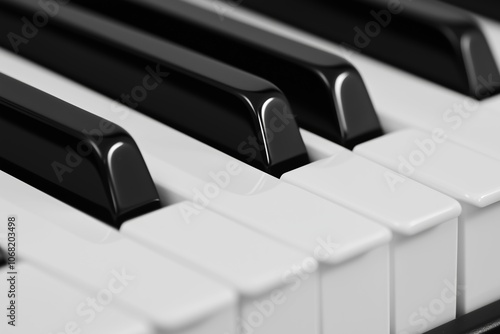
[[4, 0, 500, 100]]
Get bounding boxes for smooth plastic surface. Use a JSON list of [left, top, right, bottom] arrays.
[[0, 45, 393, 266], [458, 202, 500, 315], [0, 46, 393, 334], [239, 0, 500, 99], [0, 245, 5, 267], [283, 135, 461, 235], [440, 0, 500, 22], [71, 0, 383, 149], [0, 172, 237, 334], [176, 1, 500, 165], [284, 130, 460, 333], [0, 73, 160, 226], [0, 0, 309, 177], [0, 263, 153, 334], [355, 129, 500, 208], [123, 204, 320, 334], [355, 129, 500, 317]]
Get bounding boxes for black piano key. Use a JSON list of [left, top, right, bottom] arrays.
[[0, 246, 6, 267], [69, 0, 383, 149], [0, 0, 309, 177], [240, 0, 500, 100], [439, 1, 500, 22], [0, 73, 161, 227], [424, 299, 500, 334]]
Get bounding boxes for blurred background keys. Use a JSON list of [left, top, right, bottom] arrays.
[[240, 0, 500, 99], [0, 73, 160, 227], [439, 0, 500, 22], [70, 0, 383, 149], [0, 0, 309, 177]]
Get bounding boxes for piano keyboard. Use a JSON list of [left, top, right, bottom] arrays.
[[0, 0, 500, 333]]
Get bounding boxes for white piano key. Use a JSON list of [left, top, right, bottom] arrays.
[[0, 263, 152, 334], [342, 53, 500, 163], [122, 203, 319, 334], [283, 129, 461, 334], [354, 129, 500, 316], [175, 1, 500, 163], [0, 172, 237, 334], [299, 128, 345, 162], [0, 48, 392, 334]]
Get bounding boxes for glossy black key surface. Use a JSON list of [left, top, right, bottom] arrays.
[[0, 0, 309, 177], [0, 73, 160, 227], [0, 246, 6, 267], [439, 1, 500, 22], [424, 299, 500, 333], [241, 0, 500, 100], [70, 0, 383, 149]]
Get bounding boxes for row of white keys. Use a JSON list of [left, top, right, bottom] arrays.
[[289, 19, 500, 316], [180, 1, 500, 325], [0, 262, 152, 334], [122, 204, 320, 334], [0, 169, 318, 334], [289, 130, 461, 334], [0, 172, 237, 334], [0, 51, 392, 334], [192, 0, 500, 161], [355, 129, 500, 317]]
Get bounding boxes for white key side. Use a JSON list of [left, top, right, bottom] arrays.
[[285, 129, 461, 334], [355, 129, 500, 316]]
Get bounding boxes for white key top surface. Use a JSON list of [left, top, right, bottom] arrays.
[[122, 203, 320, 334], [354, 129, 500, 315], [284, 129, 461, 333], [0, 172, 237, 334], [286, 130, 461, 235], [0, 263, 153, 334], [299, 128, 346, 162], [0, 49, 392, 334]]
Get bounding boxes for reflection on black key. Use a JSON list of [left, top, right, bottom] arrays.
[[0, 246, 6, 267], [0, 73, 160, 227], [439, 1, 500, 22], [69, 0, 383, 149], [241, 0, 500, 100], [0, 0, 309, 177], [425, 299, 500, 333]]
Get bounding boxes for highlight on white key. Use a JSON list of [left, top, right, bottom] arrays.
[[179, 160, 243, 224]]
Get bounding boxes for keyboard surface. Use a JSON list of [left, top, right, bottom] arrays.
[[1, 0, 500, 333]]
